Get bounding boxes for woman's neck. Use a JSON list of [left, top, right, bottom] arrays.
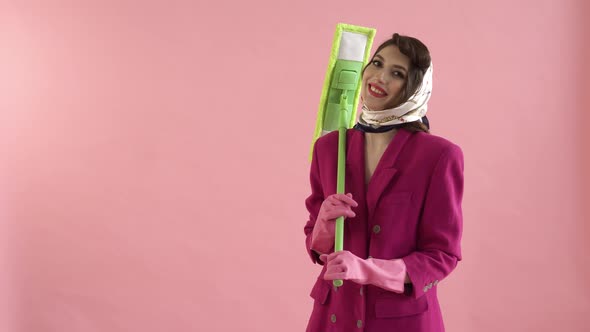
[[365, 129, 398, 149]]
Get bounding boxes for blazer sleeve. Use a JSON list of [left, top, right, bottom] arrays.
[[303, 140, 326, 265], [402, 144, 464, 299]]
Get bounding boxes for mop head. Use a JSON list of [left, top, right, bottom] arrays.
[[309, 23, 376, 161]]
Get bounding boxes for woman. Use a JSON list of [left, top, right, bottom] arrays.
[[304, 33, 464, 332]]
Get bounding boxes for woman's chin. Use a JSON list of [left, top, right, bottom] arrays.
[[365, 103, 386, 111]]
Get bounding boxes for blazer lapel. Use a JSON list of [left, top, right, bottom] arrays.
[[366, 129, 412, 216], [345, 129, 366, 203]]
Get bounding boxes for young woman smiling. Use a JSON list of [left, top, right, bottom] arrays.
[[304, 33, 464, 332]]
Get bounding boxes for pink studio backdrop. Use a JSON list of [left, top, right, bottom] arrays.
[[1, 0, 588, 331]]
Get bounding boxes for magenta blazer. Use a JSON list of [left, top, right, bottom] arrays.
[[304, 128, 464, 332]]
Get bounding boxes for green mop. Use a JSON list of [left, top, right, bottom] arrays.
[[310, 23, 376, 287]]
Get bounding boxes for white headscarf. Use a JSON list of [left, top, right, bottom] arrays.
[[359, 63, 433, 127]]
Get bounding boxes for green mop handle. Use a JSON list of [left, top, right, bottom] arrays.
[[333, 91, 348, 288]]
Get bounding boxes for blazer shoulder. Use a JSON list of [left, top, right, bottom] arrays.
[[411, 131, 463, 156], [314, 129, 359, 151], [315, 130, 338, 147]]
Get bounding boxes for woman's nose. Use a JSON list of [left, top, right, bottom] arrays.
[[376, 70, 388, 83]]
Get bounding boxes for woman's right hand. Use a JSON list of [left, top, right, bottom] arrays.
[[310, 193, 358, 255]]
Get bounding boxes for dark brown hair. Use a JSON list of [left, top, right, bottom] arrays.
[[363, 33, 432, 133]]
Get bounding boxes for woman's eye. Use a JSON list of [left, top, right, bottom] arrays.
[[392, 71, 405, 78], [372, 60, 382, 67]]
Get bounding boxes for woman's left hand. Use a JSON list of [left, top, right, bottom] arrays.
[[320, 250, 408, 293], [320, 251, 369, 283]]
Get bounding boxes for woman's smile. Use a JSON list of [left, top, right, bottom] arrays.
[[368, 83, 388, 98]]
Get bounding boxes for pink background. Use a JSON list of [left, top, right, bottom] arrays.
[[1, 0, 588, 331]]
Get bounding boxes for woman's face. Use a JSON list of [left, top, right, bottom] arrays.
[[361, 45, 411, 111]]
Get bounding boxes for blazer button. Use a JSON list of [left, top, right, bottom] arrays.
[[331, 314, 337, 323], [372, 225, 381, 234], [357, 320, 363, 328]]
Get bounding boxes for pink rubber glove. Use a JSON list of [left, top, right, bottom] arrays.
[[310, 193, 358, 255], [320, 251, 406, 294]]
